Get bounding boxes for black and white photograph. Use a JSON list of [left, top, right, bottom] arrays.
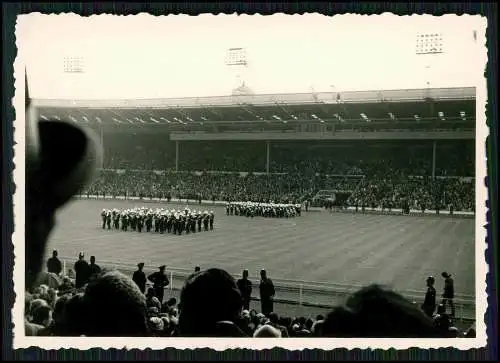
[[13, 13, 488, 350]]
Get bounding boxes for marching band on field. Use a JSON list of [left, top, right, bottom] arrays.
[[226, 201, 301, 218], [100, 207, 215, 235]]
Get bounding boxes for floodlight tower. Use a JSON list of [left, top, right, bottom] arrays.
[[226, 47, 252, 96], [415, 32, 444, 92], [415, 33, 445, 180]]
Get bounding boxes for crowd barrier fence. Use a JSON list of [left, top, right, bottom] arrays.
[[59, 257, 476, 322]]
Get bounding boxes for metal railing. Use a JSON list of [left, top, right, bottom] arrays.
[[59, 257, 475, 322]]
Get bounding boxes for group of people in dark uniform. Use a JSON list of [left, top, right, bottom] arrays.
[[226, 202, 301, 219], [100, 207, 215, 235], [421, 271, 456, 319]]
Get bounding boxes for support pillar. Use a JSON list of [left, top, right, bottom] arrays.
[[175, 140, 179, 172], [432, 140, 436, 178], [266, 141, 270, 174]]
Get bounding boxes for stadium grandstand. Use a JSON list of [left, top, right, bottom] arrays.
[[33, 86, 475, 210], [24, 86, 477, 338]]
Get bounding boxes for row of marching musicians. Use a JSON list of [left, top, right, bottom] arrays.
[[226, 201, 301, 218], [100, 207, 215, 235]]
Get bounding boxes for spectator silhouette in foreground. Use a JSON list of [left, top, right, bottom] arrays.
[[132, 262, 147, 293], [321, 284, 441, 337], [88, 256, 101, 281], [259, 269, 275, 316], [421, 276, 437, 317], [74, 252, 90, 289], [148, 265, 170, 304], [82, 269, 149, 336], [24, 69, 101, 290], [178, 268, 247, 337], [46, 250, 62, 276], [237, 269, 253, 311], [441, 271, 455, 318]]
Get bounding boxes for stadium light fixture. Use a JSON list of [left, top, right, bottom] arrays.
[[360, 113, 370, 122], [53, 115, 61, 121], [201, 116, 208, 121], [291, 114, 298, 120], [69, 115, 78, 123], [159, 117, 171, 123], [416, 33, 444, 55], [112, 117, 122, 124], [311, 114, 318, 119], [150, 117, 160, 123], [96, 117, 102, 123], [186, 116, 194, 122], [272, 115, 281, 120], [40, 114, 48, 121], [82, 116, 89, 122]]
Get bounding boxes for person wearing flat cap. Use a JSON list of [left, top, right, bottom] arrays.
[[24, 69, 102, 290], [148, 265, 169, 304], [421, 276, 436, 317], [74, 252, 90, 289], [133, 262, 147, 294], [441, 271, 455, 318]]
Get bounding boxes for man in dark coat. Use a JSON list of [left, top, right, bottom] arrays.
[[148, 265, 170, 304], [74, 252, 90, 289], [259, 269, 275, 316], [46, 250, 62, 276], [133, 262, 147, 294], [421, 276, 436, 317], [88, 256, 101, 282], [237, 269, 252, 310], [441, 271, 455, 318]]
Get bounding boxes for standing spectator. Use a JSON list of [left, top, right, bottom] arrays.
[[88, 256, 101, 281], [237, 269, 253, 311], [421, 276, 436, 317], [441, 271, 455, 318], [74, 252, 90, 289], [259, 269, 275, 316], [46, 250, 62, 276], [132, 262, 147, 294], [148, 265, 170, 304]]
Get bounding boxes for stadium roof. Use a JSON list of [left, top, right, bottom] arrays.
[[33, 87, 475, 133]]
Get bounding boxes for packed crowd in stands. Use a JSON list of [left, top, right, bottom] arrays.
[[25, 251, 476, 338], [83, 169, 474, 213], [85, 138, 475, 212]]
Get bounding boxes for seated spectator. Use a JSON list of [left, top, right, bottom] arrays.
[[146, 288, 162, 311], [321, 284, 441, 337], [31, 305, 53, 334], [268, 312, 289, 337], [57, 293, 86, 336], [178, 268, 247, 337], [148, 317, 165, 337], [433, 304, 453, 333], [253, 324, 282, 337], [81, 269, 149, 337]]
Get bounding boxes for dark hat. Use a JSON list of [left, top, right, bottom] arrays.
[[78, 252, 84, 258], [159, 265, 166, 270], [427, 276, 435, 283], [138, 262, 145, 268], [441, 271, 451, 278]]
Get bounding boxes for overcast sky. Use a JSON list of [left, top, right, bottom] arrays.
[[18, 13, 486, 100]]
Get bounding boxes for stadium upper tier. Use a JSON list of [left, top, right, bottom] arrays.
[[33, 87, 475, 133]]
